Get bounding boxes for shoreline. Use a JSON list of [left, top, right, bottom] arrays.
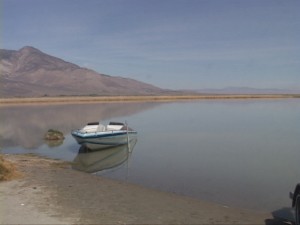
[[0, 154, 286, 224], [1, 94, 300, 105]]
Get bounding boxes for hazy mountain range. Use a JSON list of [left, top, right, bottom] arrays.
[[0, 46, 175, 97], [0, 46, 298, 97], [195, 87, 300, 94]]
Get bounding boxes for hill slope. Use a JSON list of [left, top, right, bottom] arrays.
[[0, 46, 169, 97]]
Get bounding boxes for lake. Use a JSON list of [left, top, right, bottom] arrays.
[[1, 99, 299, 212]]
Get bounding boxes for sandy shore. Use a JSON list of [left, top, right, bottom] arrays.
[[0, 154, 288, 224], [0, 94, 299, 105]]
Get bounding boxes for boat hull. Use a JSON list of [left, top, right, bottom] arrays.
[[72, 130, 137, 150]]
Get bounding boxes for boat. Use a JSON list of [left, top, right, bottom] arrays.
[[71, 121, 137, 150]]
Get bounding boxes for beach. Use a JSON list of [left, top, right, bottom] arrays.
[[0, 154, 285, 224]]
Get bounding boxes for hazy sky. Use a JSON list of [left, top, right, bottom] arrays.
[[2, 0, 300, 90]]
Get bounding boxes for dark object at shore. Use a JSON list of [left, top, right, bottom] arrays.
[[290, 183, 300, 225], [45, 129, 65, 141]]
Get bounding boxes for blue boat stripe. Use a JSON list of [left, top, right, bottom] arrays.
[[72, 131, 137, 139]]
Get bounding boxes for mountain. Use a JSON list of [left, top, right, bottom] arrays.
[[0, 46, 171, 97]]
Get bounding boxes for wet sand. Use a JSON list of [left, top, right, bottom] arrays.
[[0, 154, 284, 224]]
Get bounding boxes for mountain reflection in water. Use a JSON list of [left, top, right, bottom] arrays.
[[72, 138, 137, 173], [0, 102, 160, 149]]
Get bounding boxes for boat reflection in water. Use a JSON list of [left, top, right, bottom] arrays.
[[72, 138, 137, 173]]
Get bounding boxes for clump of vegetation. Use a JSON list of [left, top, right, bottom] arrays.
[[44, 129, 65, 140], [44, 129, 65, 147], [0, 155, 18, 181]]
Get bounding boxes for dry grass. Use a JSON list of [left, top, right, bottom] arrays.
[[0, 94, 299, 105], [0, 155, 20, 181]]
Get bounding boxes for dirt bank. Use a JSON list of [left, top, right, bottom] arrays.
[[0, 154, 284, 224], [1, 94, 299, 105]]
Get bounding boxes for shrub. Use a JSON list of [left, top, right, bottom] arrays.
[[44, 129, 65, 140], [0, 155, 18, 181]]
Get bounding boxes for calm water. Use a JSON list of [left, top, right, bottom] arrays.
[[1, 99, 299, 212]]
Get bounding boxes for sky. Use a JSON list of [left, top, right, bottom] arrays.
[[2, 0, 300, 90]]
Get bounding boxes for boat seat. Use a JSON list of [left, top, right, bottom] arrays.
[[96, 124, 106, 132]]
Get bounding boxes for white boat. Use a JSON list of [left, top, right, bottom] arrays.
[[71, 122, 137, 149]]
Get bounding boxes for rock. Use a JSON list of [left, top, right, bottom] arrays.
[[44, 129, 65, 141]]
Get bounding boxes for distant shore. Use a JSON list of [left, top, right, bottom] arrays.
[[1, 94, 299, 105]]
